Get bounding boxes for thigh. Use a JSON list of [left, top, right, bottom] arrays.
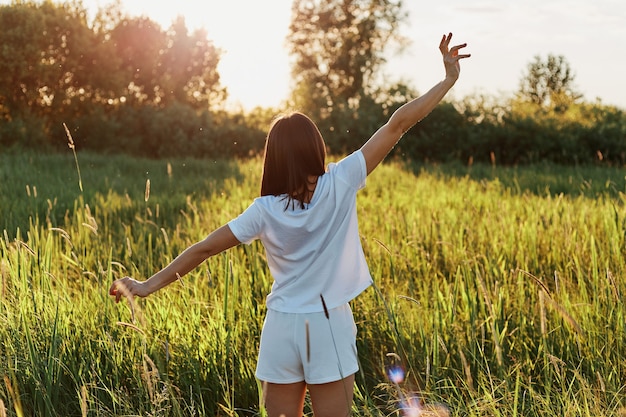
[[308, 373, 355, 417], [261, 380, 307, 417]]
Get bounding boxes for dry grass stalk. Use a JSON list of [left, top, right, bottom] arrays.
[[16, 240, 36, 257], [542, 292, 583, 336], [49, 227, 73, 247], [458, 349, 474, 392], [25, 185, 37, 198], [126, 237, 133, 257], [539, 290, 547, 338], [3, 376, 23, 417], [80, 204, 98, 235], [606, 268, 620, 301], [521, 269, 582, 336], [63, 122, 83, 192], [476, 271, 503, 366], [145, 179, 151, 202], [420, 404, 450, 417], [116, 321, 145, 336], [142, 354, 160, 403], [175, 272, 186, 288], [80, 385, 88, 417], [518, 269, 551, 295], [0, 260, 7, 300], [373, 237, 391, 254], [160, 227, 170, 247], [305, 319, 311, 363], [596, 371, 606, 392]]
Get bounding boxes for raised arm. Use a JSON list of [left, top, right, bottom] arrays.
[[361, 33, 470, 175], [109, 224, 240, 303]]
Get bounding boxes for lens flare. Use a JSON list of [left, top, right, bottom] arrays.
[[400, 394, 422, 417], [386, 365, 405, 384], [385, 361, 449, 417]]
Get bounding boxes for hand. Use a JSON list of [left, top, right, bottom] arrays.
[[439, 32, 470, 82], [109, 276, 150, 304]]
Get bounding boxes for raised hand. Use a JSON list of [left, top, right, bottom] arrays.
[[439, 32, 470, 82]]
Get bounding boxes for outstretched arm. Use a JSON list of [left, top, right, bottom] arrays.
[[109, 224, 240, 303], [361, 33, 470, 175]]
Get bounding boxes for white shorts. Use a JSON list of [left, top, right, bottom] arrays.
[[255, 303, 359, 384]]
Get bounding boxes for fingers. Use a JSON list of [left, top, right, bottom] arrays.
[[440, 33, 470, 60], [450, 43, 466, 54], [109, 277, 134, 304], [109, 282, 119, 303], [439, 32, 452, 52], [450, 43, 470, 59]]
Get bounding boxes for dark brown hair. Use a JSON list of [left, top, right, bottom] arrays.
[[260, 112, 326, 209]]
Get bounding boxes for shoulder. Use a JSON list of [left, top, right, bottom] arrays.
[[328, 149, 365, 169], [327, 150, 367, 189], [241, 195, 285, 214], [228, 196, 280, 244]]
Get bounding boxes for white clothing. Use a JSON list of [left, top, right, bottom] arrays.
[[227, 150, 372, 313], [255, 303, 359, 384]]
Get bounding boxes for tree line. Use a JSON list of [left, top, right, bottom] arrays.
[[0, 0, 624, 165]]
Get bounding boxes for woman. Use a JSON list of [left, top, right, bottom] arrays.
[[109, 32, 470, 417]]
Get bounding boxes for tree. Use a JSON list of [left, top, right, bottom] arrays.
[[0, 2, 228, 149], [0, 2, 99, 117], [0, 1, 119, 146], [160, 17, 225, 109], [109, 16, 166, 105], [518, 54, 581, 111], [106, 15, 226, 109], [287, 0, 406, 125]]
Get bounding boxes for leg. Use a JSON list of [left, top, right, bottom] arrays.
[[307, 373, 355, 417], [262, 380, 307, 417]]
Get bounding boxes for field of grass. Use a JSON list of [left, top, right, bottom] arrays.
[[1, 150, 625, 416]]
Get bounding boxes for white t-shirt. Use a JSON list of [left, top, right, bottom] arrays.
[[228, 150, 372, 313]]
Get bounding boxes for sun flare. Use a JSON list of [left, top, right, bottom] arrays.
[[90, 0, 293, 109], [9, 0, 624, 109]]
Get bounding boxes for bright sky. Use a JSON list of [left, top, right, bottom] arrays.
[[5, 0, 626, 110]]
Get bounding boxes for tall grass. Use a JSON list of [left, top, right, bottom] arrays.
[[0, 151, 625, 416]]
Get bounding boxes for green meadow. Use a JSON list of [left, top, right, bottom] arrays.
[[1, 150, 625, 416]]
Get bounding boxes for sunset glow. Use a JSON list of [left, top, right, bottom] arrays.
[[2, 0, 624, 109], [87, 0, 294, 110]]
